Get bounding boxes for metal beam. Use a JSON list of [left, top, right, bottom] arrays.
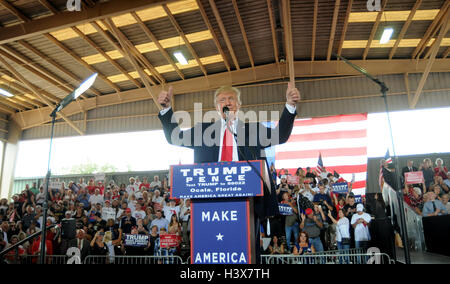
[[0, 0, 30, 23], [163, 4, 207, 77], [72, 26, 142, 88], [103, 18, 161, 111], [12, 58, 450, 130], [410, 10, 450, 108], [196, 0, 231, 72], [44, 33, 121, 92], [327, 0, 341, 61], [17, 39, 101, 97], [337, 0, 353, 56], [311, 0, 318, 61], [282, 0, 294, 84], [363, 0, 388, 60], [0, 0, 180, 45], [0, 55, 84, 135], [232, 0, 255, 68], [266, 0, 279, 63], [131, 12, 185, 80], [389, 0, 422, 59], [208, 0, 240, 70]]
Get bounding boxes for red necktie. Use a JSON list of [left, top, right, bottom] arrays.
[[221, 122, 233, 161]]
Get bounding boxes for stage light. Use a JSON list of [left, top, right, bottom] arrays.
[[0, 88, 14, 98], [53, 73, 98, 114], [380, 27, 394, 44], [174, 51, 189, 65]]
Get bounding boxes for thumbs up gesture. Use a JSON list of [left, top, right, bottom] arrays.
[[286, 82, 300, 107], [158, 86, 173, 109]]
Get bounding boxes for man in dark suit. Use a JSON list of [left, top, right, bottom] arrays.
[[401, 160, 418, 178], [157, 84, 300, 262], [158, 84, 299, 217], [68, 229, 90, 262]]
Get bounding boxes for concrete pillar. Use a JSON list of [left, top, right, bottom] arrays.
[[0, 119, 22, 199]]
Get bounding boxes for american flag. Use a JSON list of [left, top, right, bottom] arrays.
[[384, 149, 392, 164], [316, 153, 326, 178], [275, 113, 368, 196], [379, 149, 392, 189]]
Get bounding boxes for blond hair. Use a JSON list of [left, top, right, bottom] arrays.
[[214, 86, 242, 106]]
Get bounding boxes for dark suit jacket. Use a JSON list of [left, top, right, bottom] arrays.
[[401, 166, 418, 177], [158, 107, 297, 219]]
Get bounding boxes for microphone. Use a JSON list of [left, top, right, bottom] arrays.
[[222, 106, 230, 117]]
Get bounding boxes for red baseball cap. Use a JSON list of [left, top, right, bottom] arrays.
[[125, 208, 131, 213], [305, 208, 313, 215]]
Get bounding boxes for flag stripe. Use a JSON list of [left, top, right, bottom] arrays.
[[276, 147, 367, 160], [276, 138, 368, 152], [276, 113, 368, 195], [291, 121, 368, 135], [276, 156, 368, 169], [288, 129, 367, 143], [294, 113, 367, 127]]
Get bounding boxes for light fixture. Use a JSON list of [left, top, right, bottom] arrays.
[[174, 51, 189, 65], [380, 27, 394, 44], [53, 73, 98, 114], [0, 88, 14, 98]]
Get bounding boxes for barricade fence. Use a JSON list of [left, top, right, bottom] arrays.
[[1, 250, 393, 264], [261, 252, 394, 264], [83, 255, 185, 264]]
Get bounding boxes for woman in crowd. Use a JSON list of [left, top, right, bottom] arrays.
[[89, 231, 108, 263], [168, 214, 181, 235], [434, 158, 448, 180], [292, 231, 315, 255], [268, 235, 285, 255]]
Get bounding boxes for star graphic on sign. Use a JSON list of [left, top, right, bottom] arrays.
[[216, 233, 224, 241]]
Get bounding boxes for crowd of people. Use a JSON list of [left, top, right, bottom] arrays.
[[0, 175, 191, 263], [401, 158, 450, 217], [261, 166, 392, 262], [0, 157, 448, 264]]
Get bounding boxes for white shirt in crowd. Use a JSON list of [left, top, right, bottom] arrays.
[[180, 205, 190, 222], [163, 205, 180, 222], [102, 207, 117, 222], [152, 196, 164, 205], [89, 194, 104, 205], [132, 210, 146, 220], [150, 181, 162, 189], [126, 184, 139, 197], [351, 213, 372, 242], [336, 217, 350, 242]]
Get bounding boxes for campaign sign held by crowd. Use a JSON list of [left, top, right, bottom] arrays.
[[124, 234, 149, 247], [405, 171, 424, 185], [160, 234, 181, 249], [332, 183, 349, 194], [191, 199, 252, 264], [170, 161, 265, 199], [278, 204, 294, 216]]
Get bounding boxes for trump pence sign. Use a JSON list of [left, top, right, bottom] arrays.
[[170, 161, 265, 199]]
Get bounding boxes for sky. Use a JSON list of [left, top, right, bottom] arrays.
[[14, 107, 450, 178]]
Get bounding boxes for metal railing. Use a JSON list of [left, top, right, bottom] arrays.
[[262, 252, 394, 264], [0, 224, 58, 264], [83, 255, 185, 264]]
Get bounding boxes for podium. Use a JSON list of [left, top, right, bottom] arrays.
[[170, 160, 270, 264]]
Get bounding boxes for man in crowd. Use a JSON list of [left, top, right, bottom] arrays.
[[300, 208, 324, 252], [150, 210, 169, 233]]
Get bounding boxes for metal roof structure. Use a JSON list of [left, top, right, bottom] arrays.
[[0, 0, 448, 135]]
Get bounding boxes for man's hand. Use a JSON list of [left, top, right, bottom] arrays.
[[286, 82, 301, 107], [158, 86, 173, 109]]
